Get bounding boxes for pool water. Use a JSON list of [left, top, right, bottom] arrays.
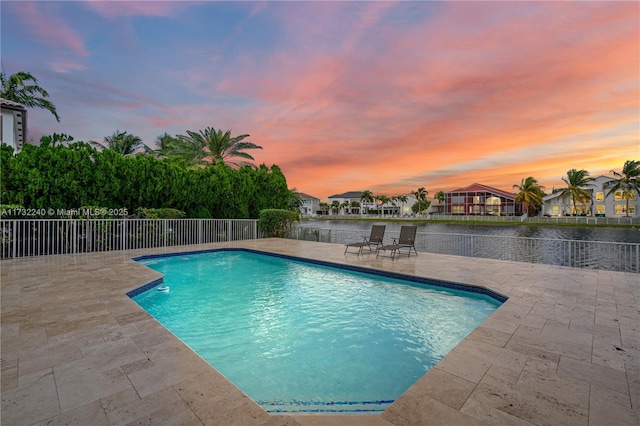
[[132, 250, 501, 413]]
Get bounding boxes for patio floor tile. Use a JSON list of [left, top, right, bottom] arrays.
[[1, 239, 637, 425]]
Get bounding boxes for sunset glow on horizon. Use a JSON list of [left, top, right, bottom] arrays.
[[2, 1, 638, 201]]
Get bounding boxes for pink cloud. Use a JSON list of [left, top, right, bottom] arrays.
[[81, 1, 191, 18], [19, 2, 88, 57], [230, 2, 638, 199]]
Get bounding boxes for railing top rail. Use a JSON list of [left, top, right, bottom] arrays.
[[298, 226, 640, 247], [1, 218, 258, 222]]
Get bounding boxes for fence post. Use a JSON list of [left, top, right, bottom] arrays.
[[12, 220, 17, 259], [198, 219, 203, 244], [254, 220, 258, 239], [163, 219, 167, 247], [227, 219, 232, 241], [121, 219, 127, 250]]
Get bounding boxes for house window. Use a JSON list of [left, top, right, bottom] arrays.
[[452, 205, 465, 214], [473, 196, 482, 204], [551, 206, 560, 216], [571, 205, 589, 215], [595, 205, 605, 216], [595, 192, 604, 201], [451, 196, 464, 204], [615, 191, 636, 201], [615, 204, 636, 215]]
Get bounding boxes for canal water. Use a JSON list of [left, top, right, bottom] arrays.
[[299, 219, 640, 243]]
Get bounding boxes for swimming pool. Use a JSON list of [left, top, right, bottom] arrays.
[[131, 249, 503, 413]]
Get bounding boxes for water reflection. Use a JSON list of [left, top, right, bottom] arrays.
[[300, 220, 639, 243]]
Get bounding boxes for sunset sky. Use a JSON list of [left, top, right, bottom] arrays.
[[2, 1, 638, 200]]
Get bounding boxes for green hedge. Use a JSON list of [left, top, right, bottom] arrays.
[[258, 209, 299, 238], [0, 143, 290, 218]]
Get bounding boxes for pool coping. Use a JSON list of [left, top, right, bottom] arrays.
[[1, 238, 638, 425]]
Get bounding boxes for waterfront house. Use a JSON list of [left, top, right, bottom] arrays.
[[445, 183, 521, 216], [0, 98, 27, 153], [541, 175, 638, 218], [298, 192, 321, 216], [327, 191, 419, 216], [327, 191, 372, 215]]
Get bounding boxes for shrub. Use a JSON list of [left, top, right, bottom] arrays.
[[134, 207, 186, 219], [258, 209, 299, 238]]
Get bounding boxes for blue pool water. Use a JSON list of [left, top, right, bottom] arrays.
[[132, 250, 502, 413]]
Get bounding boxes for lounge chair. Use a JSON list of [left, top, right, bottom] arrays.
[[344, 225, 386, 255], [376, 225, 418, 259]]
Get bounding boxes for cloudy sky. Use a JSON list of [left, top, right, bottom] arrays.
[[2, 1, 638, 200]]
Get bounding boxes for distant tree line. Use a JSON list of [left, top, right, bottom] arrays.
[[0, 142, 291, 219]]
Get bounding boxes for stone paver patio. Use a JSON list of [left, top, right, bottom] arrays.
[[1, 238, 638, 425]]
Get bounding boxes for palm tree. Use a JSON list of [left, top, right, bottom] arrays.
[[396, 194, 408, 216], [91, 130, 152, 156], [513, 177, 546, 216], [319, 202, 329, 216], [375, 195, 389, 217], [331, 200, 340, 215], [433, 190, 445, 214], [413, 187, 428, 203], [172, 127, 262, 168], [604, 160, 640, 217], [155, 133, 182, 157], [350, 200, 361, 215], [1, 70, 60, 121], [560, 169, 595, 216], [288, 188, 303, 212], [40, 133, 74, 147], [340, 201, 350, 215], [412, 187, 428, 216], [360, 190, 374, 216]]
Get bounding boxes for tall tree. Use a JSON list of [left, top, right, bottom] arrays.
[[413, 187, 428, 203], [433, 190, 446, 214], [169, 127, 262, 168], [375, 194, 389, 217], [513, 177, 546, 216], [604, 160, 640, 217], [40, 133, 74, 147], [155, 133, 182, 157], [560, 169, 595, 216], [360, 190, 374, 216], [340, 200, 350, 215], [350, 200, 361, 215], [288, 188, 303, 212], [1, 71, 60, 121], [396, 194, 408, 216], [91, 130, 152, 156]]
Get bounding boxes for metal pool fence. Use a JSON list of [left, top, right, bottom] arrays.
[[2, 219, 638, 272], [291, 227, 640, 273], [1, 219, 259, 259]]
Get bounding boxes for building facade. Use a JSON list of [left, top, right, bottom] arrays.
[[298, 193, 321, 216], [445, 183, 521, 216], [0, 98, 27, 153], [327, 191, 419, 216], [541, 175, 638, 218]]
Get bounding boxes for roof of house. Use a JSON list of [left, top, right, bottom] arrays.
[[0, 98, 26, 110], [327, 191, 363, 199], [297, 192, 320, 201], [447, 183, 517, 199]]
